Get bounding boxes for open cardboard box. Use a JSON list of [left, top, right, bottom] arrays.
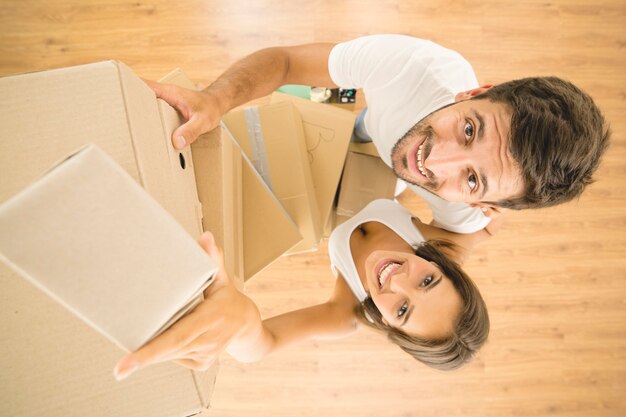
[[223, 101, 322, 254], [269, 92, 356, 242]]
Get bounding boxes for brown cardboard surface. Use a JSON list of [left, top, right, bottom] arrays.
[[0, 61, 213, 416], [222, 101, 321, 254], [189, 126, 244, 286], [160, 69, 245, 286], [270, 92, 355, 229], [336, 151, 397, 218], [348, 141, 381, 158], [0, 145, 218, 352]]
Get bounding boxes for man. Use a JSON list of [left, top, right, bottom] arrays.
[[146, 34, 609, 234]]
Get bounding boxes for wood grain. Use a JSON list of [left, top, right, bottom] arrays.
[[1, 1, 624, 416]]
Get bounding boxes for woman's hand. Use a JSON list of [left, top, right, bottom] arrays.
[[113, 232, 260, 380], [144, 80, 224, 150]]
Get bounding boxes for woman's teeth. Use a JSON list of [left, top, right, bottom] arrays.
[[378, 262, 402, 288], [417, 143, 427, 177]]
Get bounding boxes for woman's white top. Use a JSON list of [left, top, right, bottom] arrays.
[[327, 199, 426, 302]]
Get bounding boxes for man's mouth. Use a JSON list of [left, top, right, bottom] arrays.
[[416, 142, 428, 177], [407, 136, 430, 181], [376, 260, 403, 289]]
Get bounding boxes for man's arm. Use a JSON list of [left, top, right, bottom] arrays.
[[147, 43, 337, 149]]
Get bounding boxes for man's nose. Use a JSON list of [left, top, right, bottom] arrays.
[[425, 146, 471, 178]]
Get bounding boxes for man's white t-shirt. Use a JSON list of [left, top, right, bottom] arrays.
[[328, 34, 490, 234]]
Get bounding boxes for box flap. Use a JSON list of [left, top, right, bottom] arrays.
[[222, 101, 322, 254], [270, 92, 355, 228]]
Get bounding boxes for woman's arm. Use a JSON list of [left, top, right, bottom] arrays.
[[227, 274, 359, 363], [114, 233, 358, 379]]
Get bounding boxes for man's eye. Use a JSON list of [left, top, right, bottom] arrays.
[[464, 121, 474, 141], [397, 303, 408, 318], [468, 173, 477, 191], [421, 275, 434, 287]]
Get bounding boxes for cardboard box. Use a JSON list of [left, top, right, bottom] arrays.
[[270, 92, 356, 233], [0, 145, 219, 352], [322, 147, 398, 236], [0, 61, 215, 417], [336, 151, 397, 225], [222, 101, 322, 254]]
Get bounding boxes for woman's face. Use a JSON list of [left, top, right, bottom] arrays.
[[364, 249, 463, 339]]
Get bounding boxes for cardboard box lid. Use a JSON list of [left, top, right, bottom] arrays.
[[0, 61, 214, 416], [0, 145, 218, 352], [222, 101, 322, 254], [270, 92, 355, 229]]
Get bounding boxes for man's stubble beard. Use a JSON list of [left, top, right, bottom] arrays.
[[390, 120, 439, 191]]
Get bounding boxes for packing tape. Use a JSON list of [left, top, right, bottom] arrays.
[[244, 107, 273, 189]]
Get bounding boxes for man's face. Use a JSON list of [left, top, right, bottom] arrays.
[[391, 90, 524, 205]]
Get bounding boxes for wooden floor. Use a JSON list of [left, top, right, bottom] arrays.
[[2, 1, 625, 416]]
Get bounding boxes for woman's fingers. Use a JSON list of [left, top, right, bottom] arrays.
[[113, 307, 209, 380]]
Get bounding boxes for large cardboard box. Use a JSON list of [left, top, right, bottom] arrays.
[[270, 92, 356, 232], [222, 101, 322, 254], [0, 62, 216, 417]]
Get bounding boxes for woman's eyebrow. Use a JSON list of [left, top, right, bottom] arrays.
[[425, 275, 443, 293]]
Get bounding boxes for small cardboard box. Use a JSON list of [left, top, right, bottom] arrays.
[[336, 150, 397, 218], [0, 145, 219, 352], [222, 101, 322, 254], [0, 62, 215, 417], [324, 143, 398, 236], [270, 92, 356, 232]]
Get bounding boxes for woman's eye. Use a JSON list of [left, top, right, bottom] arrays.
[[468, 173, 477, 191], [421, 275, 434, 287], [397, 303, 408, 318], [464, 121, 474, 141]]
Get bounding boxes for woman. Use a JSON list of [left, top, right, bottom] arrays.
[[114, 199, 491, 380]]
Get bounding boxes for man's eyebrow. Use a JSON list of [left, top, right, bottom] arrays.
[[471, 110, 485, 142], [401, 306, 414, 327], [470, 109, 488, 198], [425, 275, 443, 293], [479, 172, 489, 199]]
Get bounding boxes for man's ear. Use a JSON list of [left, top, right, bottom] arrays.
[[469, 201, 498, 214], [455, 84, 494, 102]]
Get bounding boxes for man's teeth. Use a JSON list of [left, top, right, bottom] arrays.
[[417, 144, 427, 177], [378, 262, 401, 287]]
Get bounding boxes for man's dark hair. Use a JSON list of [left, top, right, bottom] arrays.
[[475, 77, 610, 209]]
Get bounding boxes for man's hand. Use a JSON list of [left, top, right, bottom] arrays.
[[113, 232, 260, 380], [144, 80, 223, 150]]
